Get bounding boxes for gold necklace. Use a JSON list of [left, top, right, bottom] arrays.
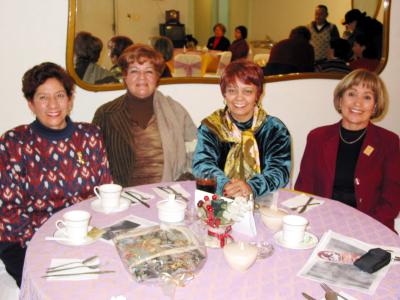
[[339, 127, 367, 145]]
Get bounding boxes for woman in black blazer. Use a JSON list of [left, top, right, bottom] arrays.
[[207, 23, 230, 51]]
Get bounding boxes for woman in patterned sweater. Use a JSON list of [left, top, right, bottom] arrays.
[[0, 62, 112, 286]]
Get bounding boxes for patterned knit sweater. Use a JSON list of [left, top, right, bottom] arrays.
[[0, 118, 112, 245]]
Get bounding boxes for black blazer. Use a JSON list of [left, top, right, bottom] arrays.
[[207, 36, 230, 51]]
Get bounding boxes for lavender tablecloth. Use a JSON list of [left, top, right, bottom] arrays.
[[20, 181, 400, 300]]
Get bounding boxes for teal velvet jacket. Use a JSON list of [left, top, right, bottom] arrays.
[[192, 114, 291, 197]]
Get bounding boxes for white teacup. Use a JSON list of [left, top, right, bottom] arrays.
[[55, 210, 91, 242], [94, 183, 122, 210], [282, 215, 308, 245]]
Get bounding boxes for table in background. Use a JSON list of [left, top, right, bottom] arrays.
[[20, 181, 400, 300], [167, 49, 222, 76]]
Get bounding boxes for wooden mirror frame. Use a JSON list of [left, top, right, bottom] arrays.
[[66, 0, 390, 92]]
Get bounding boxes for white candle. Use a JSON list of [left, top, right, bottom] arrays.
[[223, 241, 258, 272]]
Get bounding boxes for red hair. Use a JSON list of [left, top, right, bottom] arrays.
[[220, 59, 264, 100]]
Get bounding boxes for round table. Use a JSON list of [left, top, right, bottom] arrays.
[[20, 181, 400, 300]]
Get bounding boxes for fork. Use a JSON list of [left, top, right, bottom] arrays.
[[320, 283, 349, 300], [46, 264, 100, 274], [289, 203, 319, 211], [158, 186, 189, 202]]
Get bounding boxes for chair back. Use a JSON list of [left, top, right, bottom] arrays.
[[173, 53, 202, 77], [216, 51, 232, 76]]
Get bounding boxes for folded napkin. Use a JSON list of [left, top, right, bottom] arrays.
[[153, 184, 191, 200], [233, 208, 257, 237], [46, 258, 100, 281], [281, 194, 324, 213]]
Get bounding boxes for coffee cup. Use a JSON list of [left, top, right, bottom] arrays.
[[282, 215, 308, 245], [94, 183, 122, 210], [55, 210, 91, 242]]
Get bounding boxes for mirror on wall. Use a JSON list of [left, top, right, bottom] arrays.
[[66, 0, 390, 91]]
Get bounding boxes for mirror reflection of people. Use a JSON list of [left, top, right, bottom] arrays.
[[229, 25, 249, 61], [207, 23, 230, 51], [193, 60, 291, 198], [107, 35, 133, 81], [295, 69, 400, 231], [349, 34, 380, 72], [0, 62, 112, 286], [315, 38, 351, 74], [308, 5, 339, 63], [93, 44, 197, 187], [263, 26, 315, 76], [73, 31, 115, 84], [342, 9, 383, 60], [151, 36, 174, 78]]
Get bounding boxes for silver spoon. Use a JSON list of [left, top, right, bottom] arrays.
[[47, 255, 98, 271], [46, 264, 100, 274]]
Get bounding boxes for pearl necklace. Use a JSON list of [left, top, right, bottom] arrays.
[[339, 127, 367, 145]]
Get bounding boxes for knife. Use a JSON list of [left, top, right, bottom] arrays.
[[301, 292, 317, 300], [123, 191, 150, 208], [298, 197, 314, 214], [42, 270, 115, 278], [46, 264, 100, 274]]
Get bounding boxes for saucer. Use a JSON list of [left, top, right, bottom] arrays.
[[273, 231, 318, 250], [53, 227, 96, 246], [90, 198, 130, 214]]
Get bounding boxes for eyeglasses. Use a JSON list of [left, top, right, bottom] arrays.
[[34, 91, 69, 105], [225, 87, 256, 97]]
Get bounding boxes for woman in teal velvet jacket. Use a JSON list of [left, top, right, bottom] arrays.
[[192, 59, 291, 198]]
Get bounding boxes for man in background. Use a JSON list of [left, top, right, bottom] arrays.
[[308, 5, 339, 63]]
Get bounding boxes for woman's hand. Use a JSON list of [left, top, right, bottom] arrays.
[[223, 178, 253, 198]]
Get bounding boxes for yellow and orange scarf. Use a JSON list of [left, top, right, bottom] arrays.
[[203, 106, 267, 180]]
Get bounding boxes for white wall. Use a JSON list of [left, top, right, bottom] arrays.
[[0, 0, 399, 184]]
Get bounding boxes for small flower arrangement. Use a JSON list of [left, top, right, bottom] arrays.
[[197, 194, 251, 228]]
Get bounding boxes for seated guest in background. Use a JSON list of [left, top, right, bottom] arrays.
[[263, 26, 315, 76], [207, 23, 230, 51], [107, 35, 133, 82], [342, 9, 383, 59], [193, 60, 291, 198], [229, 25, 249, 61], [151, 36, 174, 78], [295, 69, 400, 231], [74, 31, 115, 84], [308, 4, 340, 63], [93, 44, 197, 187], [185, 34, 198, 50], [315, 38, 351, 74], [0, 62, 112, 286], [349, 34, 380, 72]]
